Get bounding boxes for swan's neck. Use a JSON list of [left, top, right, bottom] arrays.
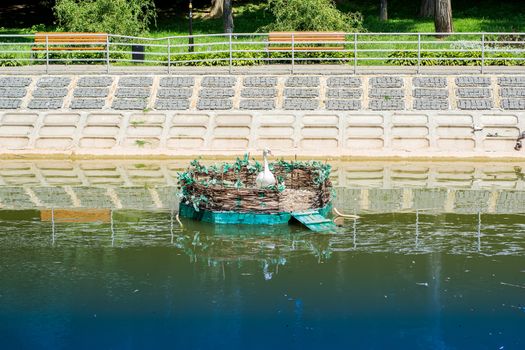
[[263, 153, 270, 172]]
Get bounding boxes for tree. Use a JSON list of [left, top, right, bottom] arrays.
[[419, 0, 435, 18], [209, 0, 223, 19], [223, 0, 233, 33], [54, 0, 156, 36], [209, 0, 233, 33], [264, 0, 363, 32], [379, 0, 387, 21], [434, 0, 453, 33]]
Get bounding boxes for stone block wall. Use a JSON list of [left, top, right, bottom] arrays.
[[2, 74, 525, 112]]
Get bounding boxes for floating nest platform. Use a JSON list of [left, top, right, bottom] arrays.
[[178, 156, 332, 225]]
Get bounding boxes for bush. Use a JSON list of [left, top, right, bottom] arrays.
[[31, 49, 135, 65], [54, 0, 157, 36], [0, 53, 23, 67], [387, 50, 525, 66], [262, 0, 363, 32], [170, 51, 265, 66], [167, 50, 354, 66], [487, 33, 525, 49]]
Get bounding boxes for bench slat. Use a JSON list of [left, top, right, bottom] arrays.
[[269, 32, 345, 42], [268, 46, 344, 51], [34, 32, 108, 43], [267, 32, 346, 51], [32, 47, 105, 51], [35, 32, 107, 37], [34, 38, 107, 42], [33, 32, 109, 52], [268, 38, 344, 43], [269, 35, 345, 38]]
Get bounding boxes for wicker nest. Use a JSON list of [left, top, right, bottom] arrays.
[[179, 160, 332, 213]]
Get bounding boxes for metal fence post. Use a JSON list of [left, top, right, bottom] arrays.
[[167, 37, 171, 74], [417, 33, 421, 74], [291, 33, 295, 74], [45, 33, 49, 74], [106, 35, 110, 73], [229, 33, 233, 74], [354, 33, 357, 74], [481, 33, 485, 74]]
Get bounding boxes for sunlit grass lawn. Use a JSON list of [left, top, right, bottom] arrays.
[[1, 1, 524, 66], [2, 1, 525, 36]]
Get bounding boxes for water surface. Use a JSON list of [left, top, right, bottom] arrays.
[[0, 160, 524, 349]]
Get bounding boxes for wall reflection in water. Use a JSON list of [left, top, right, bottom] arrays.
[[0, 159, 525, 214], [1, 209, 524, 266]]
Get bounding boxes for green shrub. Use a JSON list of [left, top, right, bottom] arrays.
[[167, 50, 354, 66], [262, 0, 363, 32], [31, 50, 133, 65], [387, 50, 525, 66], [54, 0, 157, 36], [0, 53, 23, 67], [170, 51, 265, 66], [486, 33, 525, 49]]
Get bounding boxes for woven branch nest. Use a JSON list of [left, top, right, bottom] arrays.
[[179, 160, 332, 213]]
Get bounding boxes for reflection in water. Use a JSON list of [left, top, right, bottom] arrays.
[[1, 220, 523, 349], [416, 210, 420, 249], [110, 209, 115, 248], [51, 208, 55, 246], [7, 209, 524, 264], [1, 159, 525, 214], [1, 159, 524, 349], [478, 211, 481, 252]]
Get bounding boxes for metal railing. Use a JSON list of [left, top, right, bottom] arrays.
[[0, 32, 524, 73]]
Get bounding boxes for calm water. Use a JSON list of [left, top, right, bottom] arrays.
[[1, 160, 525, 349]]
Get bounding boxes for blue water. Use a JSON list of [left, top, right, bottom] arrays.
[[1, 211, 524, 349]]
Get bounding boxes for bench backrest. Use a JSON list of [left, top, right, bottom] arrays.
[[268, 32, 346, 43], [34, 32, 108, 44]]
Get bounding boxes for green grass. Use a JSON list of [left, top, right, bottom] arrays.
[[1, 0, 525, 67], [3, 1, 525, 36]]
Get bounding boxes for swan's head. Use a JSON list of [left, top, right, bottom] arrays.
[[263, 148, 272, 157]]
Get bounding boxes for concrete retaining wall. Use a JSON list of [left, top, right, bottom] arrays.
[[1, 74, 525, 158], [0, 110, 524, 157]]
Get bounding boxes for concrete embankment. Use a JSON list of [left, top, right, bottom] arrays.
[[0, 71, 525, 158]]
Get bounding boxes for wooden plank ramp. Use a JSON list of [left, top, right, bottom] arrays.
[[291, 210, 336, 232]]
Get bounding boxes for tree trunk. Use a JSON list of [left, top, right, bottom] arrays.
[[223, 0, 234, 33], [379, 0, 388, 21], [209, 0, 223, 19], [419, 0, 435, 17], [434, 0, 453, 34]]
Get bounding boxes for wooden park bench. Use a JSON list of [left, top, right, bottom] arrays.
[[32, 32, 108, 54], [267, 32, 346, 51]]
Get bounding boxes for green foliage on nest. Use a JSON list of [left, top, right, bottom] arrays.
[[177, 155, 332, 211]]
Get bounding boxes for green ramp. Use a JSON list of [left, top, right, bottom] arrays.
[[291, 210, 336, 232]]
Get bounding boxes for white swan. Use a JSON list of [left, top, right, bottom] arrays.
[[256, 148, 276, 188]]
